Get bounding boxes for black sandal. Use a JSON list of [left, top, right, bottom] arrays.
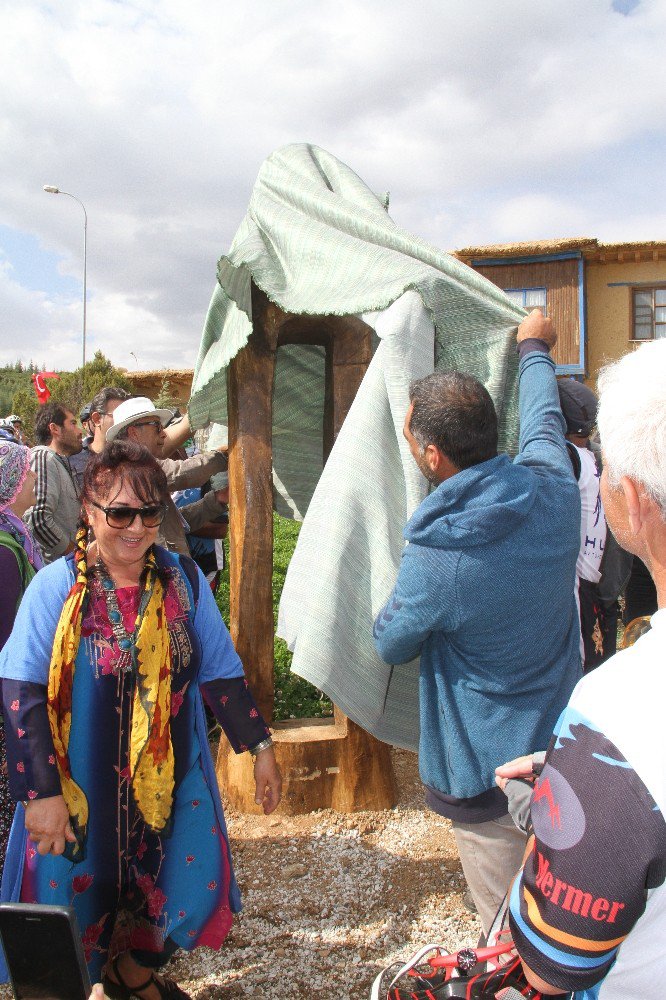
[[103, 957, 192, 999]]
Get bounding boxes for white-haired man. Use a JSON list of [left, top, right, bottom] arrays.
[[497, 339, 666, 998]]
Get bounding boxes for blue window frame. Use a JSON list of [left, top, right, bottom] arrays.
[[503, 287, 548, 314], [472, 251, 584, 375]]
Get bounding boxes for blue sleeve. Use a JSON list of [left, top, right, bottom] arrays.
[[0, 559, 72, 683], [2, 681, 61, 801], [201, 677, 270, 753], [514, 349, 572, 479], [373, 545, 460, 665], [193, 564, 244, 684]]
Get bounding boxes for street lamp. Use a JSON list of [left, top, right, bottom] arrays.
[[43, 185, 88, 371]]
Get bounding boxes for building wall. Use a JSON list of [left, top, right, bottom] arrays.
[[123, 370, 194, 407], [473, 258, 581, 370], [585, 259, 666, 387]]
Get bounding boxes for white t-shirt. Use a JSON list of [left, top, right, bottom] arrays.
[[575, 446, 607, 584]]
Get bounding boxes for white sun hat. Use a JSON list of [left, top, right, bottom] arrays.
[[105, 397, 173, 443]]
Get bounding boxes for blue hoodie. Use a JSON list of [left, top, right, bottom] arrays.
[[373, 348, 581, 800]]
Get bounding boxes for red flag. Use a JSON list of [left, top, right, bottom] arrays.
[[32, 372, 60, 405]]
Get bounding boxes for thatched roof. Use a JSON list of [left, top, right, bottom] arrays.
[[585, 240, 666, 263], [454, 237, 597, 261], [454, 237, 666, 264], [122, 368, 194, 380]]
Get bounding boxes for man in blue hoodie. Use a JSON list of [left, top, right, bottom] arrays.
[[373, 310, 581, 933]]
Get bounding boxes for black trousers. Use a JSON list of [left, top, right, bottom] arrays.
[[578, 578, 619, 674], [623, 556, 658, 623]]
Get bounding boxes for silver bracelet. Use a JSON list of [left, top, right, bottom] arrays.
[[249, 737, 273, 757]]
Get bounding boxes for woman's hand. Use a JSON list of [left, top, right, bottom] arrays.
[[24, 794, 76, 855], [253, 748, 282, 815]]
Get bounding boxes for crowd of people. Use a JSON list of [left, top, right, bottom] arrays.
[[0, 307, 662, 999]]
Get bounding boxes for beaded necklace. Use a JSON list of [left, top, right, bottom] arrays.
[[94, 557, 155, 673]]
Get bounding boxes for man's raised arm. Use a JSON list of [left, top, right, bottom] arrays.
[[515, 310, 571, 477]]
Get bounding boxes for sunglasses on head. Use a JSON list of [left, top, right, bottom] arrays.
[[89, 499, 167, 529]]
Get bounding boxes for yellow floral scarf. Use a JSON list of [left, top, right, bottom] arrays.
[[47, 529, 175, 860]]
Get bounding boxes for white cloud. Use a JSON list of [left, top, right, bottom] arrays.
[[0, 255, 84, 369], [1, 0, 665, 370]]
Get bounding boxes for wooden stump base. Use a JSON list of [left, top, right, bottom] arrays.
[[216, 715, 397, 815]]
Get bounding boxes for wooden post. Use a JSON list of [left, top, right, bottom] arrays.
[[220, 716, 396, 813], [218, 284, 397, 814], [226, 294, 280, 722]]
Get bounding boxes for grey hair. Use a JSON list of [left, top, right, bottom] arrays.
[[597, 339, 666, 517], [408, 370, 498, 470]]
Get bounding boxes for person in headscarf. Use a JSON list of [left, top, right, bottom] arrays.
[[0, 420, 19, 444], [0, 440, 43, 861]]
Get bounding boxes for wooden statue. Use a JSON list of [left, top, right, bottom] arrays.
[[216, 283, 397, 813]]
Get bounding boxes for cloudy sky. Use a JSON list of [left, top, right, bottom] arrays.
[[1, 0, 664, 372]]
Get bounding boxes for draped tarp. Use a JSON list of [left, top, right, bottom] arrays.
[[190, 143, 526, 747]]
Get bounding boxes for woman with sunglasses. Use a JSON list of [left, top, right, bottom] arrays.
[[0, 440, 281, 999]]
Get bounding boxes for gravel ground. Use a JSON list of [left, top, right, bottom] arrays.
[[0, 749, 480, 999]]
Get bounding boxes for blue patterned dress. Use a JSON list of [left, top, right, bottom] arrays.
[[0, 549, 266, 981]]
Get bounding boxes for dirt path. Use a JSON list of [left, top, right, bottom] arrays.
[[170, 748, 479, 998], [0, 750, 480, 999]]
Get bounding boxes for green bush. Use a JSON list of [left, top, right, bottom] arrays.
[[0, 363, 37, 421], [216, 513, 333, 721]]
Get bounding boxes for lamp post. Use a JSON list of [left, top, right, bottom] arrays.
[[43, 185, 88, 371]]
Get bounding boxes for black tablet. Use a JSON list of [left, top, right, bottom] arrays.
[[0, 903, 91, 1000]]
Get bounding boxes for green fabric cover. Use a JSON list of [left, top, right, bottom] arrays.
[[190, 143, 527, 748], [190, 143, 524, 519]]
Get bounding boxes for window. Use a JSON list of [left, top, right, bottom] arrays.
[[633, 287, 666, 340], [503, 287, 547, 314]]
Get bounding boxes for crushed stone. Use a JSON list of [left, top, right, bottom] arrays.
[[0, 750, 480, 999]]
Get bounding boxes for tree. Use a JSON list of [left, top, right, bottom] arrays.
[[50, 351, 132, 416], [0, 363, 33, 418], [9, 388, 39, 441], [10, 351, 132, 440], [153, 375, 181, 410]]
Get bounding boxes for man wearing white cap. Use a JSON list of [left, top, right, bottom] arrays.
[[106, 396, 228, 556]]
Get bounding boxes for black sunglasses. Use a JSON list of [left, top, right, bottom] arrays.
[[132, 419, 164, 431], [89, 499, 167, 529]]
